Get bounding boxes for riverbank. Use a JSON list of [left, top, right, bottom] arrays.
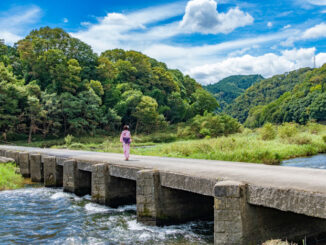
[[0, 163, 24, 190], [10, 123, 326, 164]]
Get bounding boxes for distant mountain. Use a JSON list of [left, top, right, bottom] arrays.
[[223, 66, 326, 127], [203, 75, 264, 110]]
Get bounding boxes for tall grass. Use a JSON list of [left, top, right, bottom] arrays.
[[134, 124, 326, 164], [11, 123, 326, 164], [0, 163, 24, 190]]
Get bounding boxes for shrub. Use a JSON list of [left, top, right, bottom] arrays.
[[288, 135, 312, 145], [260, 123, 276, 140], [185, 113, 241, 138], [306, 122, 322, 134], [322, 135, 326, 143], [278, 122, 298, 139], [64, 134, 74, 146]]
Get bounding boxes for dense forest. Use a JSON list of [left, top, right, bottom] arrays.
[[203, 75, 263, 110], [223, 66, 326, 127], [0, 27, 219, 142]]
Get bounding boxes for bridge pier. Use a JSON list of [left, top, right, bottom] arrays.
[[5, 150, 20, 165], [63, 160, 91, 196], [214, 181, 326, 245], [136, 169, 213, 226], [44, 156, 63, 187], [30, 153, 43, 182], [19, 152, 30, 177], [92, 163, 136, 207]]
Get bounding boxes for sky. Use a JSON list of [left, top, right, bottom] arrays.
[[0, 0, 326, 84]]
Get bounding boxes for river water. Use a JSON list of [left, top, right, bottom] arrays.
[[281, 153, 326, 169], [1, 154, 326, 244], [0, 187, 213, 245]]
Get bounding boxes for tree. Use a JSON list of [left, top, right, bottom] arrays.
[[133, 96, 164, 133], [191, 89, 219, 115]]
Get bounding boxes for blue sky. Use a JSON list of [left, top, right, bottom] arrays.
[[1, 0, 326, 84]]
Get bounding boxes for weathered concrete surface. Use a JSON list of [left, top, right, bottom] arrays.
[[92, 163, 136, 207], [0, 156, 15, 163], [1, 145, 326, 219], [137, 169, 213, 226], [44, 156, 63, 187], [5, 150, 19, 165], [19, 152, 30, 177], [30, 153, 43, 182], [63, 159, 91, 196], [214, 181, 326, 245]]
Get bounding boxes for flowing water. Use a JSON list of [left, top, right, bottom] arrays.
[[0, 187, 214, 245], [281, 153, 326, 169], [2, 154, 326, 244]]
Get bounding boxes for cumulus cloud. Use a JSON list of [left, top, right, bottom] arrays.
[[302, 22, 326, 39], [267, 22, 273, 27], [180, 0, 253, 34], [188, 48, 325, 84]]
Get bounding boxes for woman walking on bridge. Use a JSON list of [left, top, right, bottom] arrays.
[[120, 125, 132, 161]]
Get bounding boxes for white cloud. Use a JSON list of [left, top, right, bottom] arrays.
[[71, 1, 326, 84], [63, 18, 68, 23], [267, 22, 273, 27], [306, 0, 326, 5], [283, 24, 292, 29], [0, 6, 41, 45], [188, 48, 325, 84], [180, 0, 253, 34], [302, 22, 326, 39], [72, 2, 186, 52]]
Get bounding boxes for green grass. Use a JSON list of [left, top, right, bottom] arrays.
[[11, 123, 326, 165], [0, 163, 24, 190]]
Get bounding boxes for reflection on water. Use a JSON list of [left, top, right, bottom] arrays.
[[0, 187, 213, 245], [281, 154, 326, 169]]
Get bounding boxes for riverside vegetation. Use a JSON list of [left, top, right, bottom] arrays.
[[0, 163, 24, 190], [17, 121, 326, 165]]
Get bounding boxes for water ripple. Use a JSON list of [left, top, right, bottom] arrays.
[[0, 187, 213, 244]]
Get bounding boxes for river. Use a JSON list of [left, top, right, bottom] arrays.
[[281, 153, 326, 169], [0, 187, 213, 245], [1, 154, 326, 244]]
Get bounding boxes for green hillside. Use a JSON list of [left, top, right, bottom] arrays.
[[0, 27, 218, 142], [223, 66, 326, 127], [204, 75, 264, 110]]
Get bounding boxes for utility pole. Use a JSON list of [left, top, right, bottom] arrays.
[[313, 55, 316, 69]]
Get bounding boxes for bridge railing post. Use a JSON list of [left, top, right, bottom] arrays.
[[19, 152, 30, 177], [44, 156, 62, 187], [30, 153, 43, 182]]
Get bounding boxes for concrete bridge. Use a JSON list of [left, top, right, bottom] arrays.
[[1, 145, 326, 245]]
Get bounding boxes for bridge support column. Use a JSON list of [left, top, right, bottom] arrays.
[[63, 160, 91, 196], [92, 164, 136, 207], [214, 181, 247, 245], [214, 181, 326, 245], [5, 150, 20, 165], [137, 169, 213, 226], [19, 152, 30, 177], [44, 156, 62, 187], [0, 149, 5, 156], [30, 153, 43, 182]]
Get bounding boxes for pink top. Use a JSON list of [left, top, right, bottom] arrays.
[[120, 130, 132, 143]]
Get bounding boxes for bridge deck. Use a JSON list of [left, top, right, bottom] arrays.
[[1, 145, 326, 219]]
